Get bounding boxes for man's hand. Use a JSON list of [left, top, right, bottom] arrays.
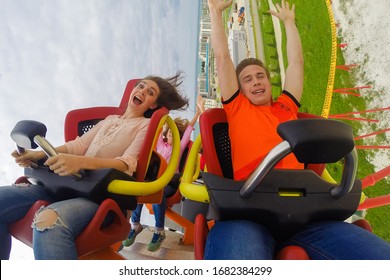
[[208, 0, 233, 13], [269, 0, 296, 24]]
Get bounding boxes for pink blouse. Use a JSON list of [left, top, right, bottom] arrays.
[[156, 125, 194, 171], [65, 115, 150, 175]]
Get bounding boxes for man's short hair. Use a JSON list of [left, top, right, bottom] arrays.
[[236, 58, 271, 86]]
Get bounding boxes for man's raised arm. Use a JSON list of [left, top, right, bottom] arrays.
[[270, 0, 304, 102], [208, 0, 239, 101]]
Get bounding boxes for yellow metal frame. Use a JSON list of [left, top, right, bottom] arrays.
[[179, 135, 210, 203], [321, 0, 337, 118], [107, 115, 180, 196]]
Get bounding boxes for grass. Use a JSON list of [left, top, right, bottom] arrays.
[[222, 0, 390, 241], [264, 0, 390, 241], [257, 0, 282, 97]]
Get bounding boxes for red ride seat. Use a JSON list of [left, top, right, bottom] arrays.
[[9, 200, 49, 248], [9, 79, 181, 259], [145, 141, 197, 245], [180, 108, 365, 260], [161, 141, 196, 245]]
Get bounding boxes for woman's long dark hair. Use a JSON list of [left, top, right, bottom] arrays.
[[142, 71, 189, 117]]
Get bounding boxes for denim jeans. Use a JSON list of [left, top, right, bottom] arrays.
[[204, 219, 390, 260], [0, 184, 99, 260], [131, 195, 167, 229]]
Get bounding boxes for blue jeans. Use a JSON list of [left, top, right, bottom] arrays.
[[129, 174, 180, 231], [0, 184, 99, 260], [131, 195, 167, 229], [204, 219, 390, 260]]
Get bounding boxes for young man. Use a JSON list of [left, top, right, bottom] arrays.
[[205, 0, 390, 260], [209, 0, 304, 180]]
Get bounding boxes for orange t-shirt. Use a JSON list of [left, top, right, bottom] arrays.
[[223, 90, 304, 180]]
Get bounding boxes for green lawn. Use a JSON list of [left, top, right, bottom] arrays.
[[261, 0, 390, 241], [222, 0, 389, 241]]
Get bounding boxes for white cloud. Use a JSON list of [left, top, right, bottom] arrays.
[[0, 0, 200, 185]]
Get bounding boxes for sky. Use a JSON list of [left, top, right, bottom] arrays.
[[2, 0, 390, 260], [0, 0, 200, 260], [0, 0, 201, 185]]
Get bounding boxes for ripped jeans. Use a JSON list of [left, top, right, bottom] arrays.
[[0, 184, 99, 260]]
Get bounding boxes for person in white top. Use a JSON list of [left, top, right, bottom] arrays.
[[0, 72, 189, 260]]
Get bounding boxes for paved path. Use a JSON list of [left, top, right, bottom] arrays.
[[267, 0, 285, 83], [248, 0, 265, 61]]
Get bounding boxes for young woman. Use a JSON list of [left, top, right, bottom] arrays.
[[0, 72, 189, 260]]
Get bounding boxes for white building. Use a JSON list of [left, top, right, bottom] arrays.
[[228, 29, 247, 67]]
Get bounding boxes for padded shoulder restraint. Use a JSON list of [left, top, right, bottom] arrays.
[[277, 118, 355, 163]]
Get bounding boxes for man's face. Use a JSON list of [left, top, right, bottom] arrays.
[[238, 64, 272, 106]]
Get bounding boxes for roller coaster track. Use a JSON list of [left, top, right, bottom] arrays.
[[321, 0, 337, 118]]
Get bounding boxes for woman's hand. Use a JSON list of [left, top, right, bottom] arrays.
[[196, 94, 206, 114], [12, 149, 45, 168], [45, 154, 83, 176]]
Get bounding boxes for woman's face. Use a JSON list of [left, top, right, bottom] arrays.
[[166, 129, 173, 145], [128, 79, 160, 114]]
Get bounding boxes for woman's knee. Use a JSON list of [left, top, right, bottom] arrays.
[[33, 208, 63, 231]]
